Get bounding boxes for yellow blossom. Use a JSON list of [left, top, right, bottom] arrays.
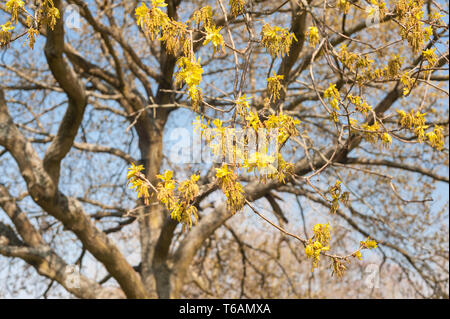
[[261, 24, 297, 57], [229, 0, 245, 17], [361, 237, 378, 249], [324, 83, 340, 111], [216, 164, 232, 178], [152, 0, 168, 8], [192, 6, 213, 27], [46, 6, 60, 30], [381, 132, 392, 148], [175, 56, 203, 88], [305, 238, 330, 269], [353, 251, 362, 260], [0, 21, 14, 47], [305, 244, 314, 257], [127, 162, 145, 179], [135, 2, 150, 28], [266, 72, 284, 102], [5, 0, 24, 23], [422, 48, 437, 65], [246, 111, 262, 132], [424, 26, 433, 42], [157, 170, 175, 190], [313, 223, 332, 246], [306, 26, 319, 48], [128, 179, 150, 204], [426, 125, 444, 151], [175, 56, 204, 108], [25, 27, 39, 49], [203, 25, 225, 54]]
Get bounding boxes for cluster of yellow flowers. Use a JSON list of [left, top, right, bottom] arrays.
[[215, 164, 245, 214], [155, 170, 175, 207], [1, 0, 60, 49], [229, 0, 245, 17], [195, 118, 228, 160], [261, 24, 298, 57], [135, 1, 230, 110], [305, 240, 330, 269], [127, 164, 201, 230], [426, 126, 445, 151], [0, 21, 14, 47], [385, 55, 404, 78], [346, 94, 373, 117], [127, 163, 150, 204], [194, 101, 301, 172], [351, 238, 378, 270], [338, 45, 375, 75], [5, 0, 24, 23], [268, 154, 295, 183], [135, 0, 170, 40], [360, 237, 378, 249], [313, 224, 332, 246], [304, 222, 378, 275], [397, 109, 444, 150], [25, 27, 40, 50], [380, 132, 393, 148], [193, 109, 299, 183], [398, 109, 428, 141], [191, 5, 213, 28], [196, 113, 299, 200], [264, 112, 301, 145], [323, 83, 341, 122], [243, 152, 276, 175], [203, 25, 225, 55], [244, 110, 262, 132], [266, 73, 284, 102], [360, 121, 393, 148], [352, 53, 405, 85], [235, 95, 252, 118], [137, 3, 190, 67], [156, 171, 200, 230], [395, 0, 437, 53], [40, 0, 61, 30], [422, 48, 438, 66], [400, 72, 415, 96], [306, 26, 319, 48], [305, 224, 332, 269], [324, 83, 340, 111], [331, 258, 348, 278], [46, 5, 61, 30], [160, 19, 190, 57], [328, 180, 349, 214], [175, 56, 204, 110]]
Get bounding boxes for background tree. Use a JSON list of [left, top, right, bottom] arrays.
[[0, 0, 448, 298]]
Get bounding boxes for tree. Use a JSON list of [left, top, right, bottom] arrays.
[[0, 0, 448, 299]]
